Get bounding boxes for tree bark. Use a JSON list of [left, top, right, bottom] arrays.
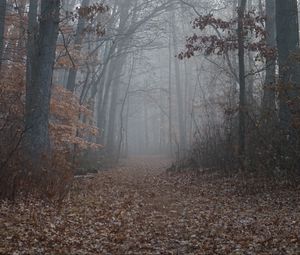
[[106, 52, 127, 155], [0, 0, 6, 71], [105, 0, 132, 156], [25, 0, 60, 160], [262, 0, 276, 119], [237, 0, 247, 159], [246, 0, 254, 106], [143, 93, 149, 152], [168, 24, 173, 156], [276, 0, 300, 135], [66, 0, 89, 92], [96, 54, 116, 144], [116, 56, 134, 160], [172, 12, 186, 158]]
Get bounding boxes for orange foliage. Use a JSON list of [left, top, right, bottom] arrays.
[[50, 85, 101, 151], [0, 66, 100, 200], [0, 0, 106, 200]]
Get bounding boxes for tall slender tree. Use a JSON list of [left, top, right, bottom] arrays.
[[172, 12, 186, 157], [168, 24, 173, 156], [0, 0, 6, 71], [237, 0, 247, 160], [246, 0, 254, 106], [105, 0, 131, 155]]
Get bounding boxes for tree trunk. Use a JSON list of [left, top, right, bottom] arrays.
[[25, 0, 60, 160], [96, 55, 116, 144], [0, 0, 6, 71], [143, 93, 149, 152], [262, 0, 276, 119], [246, 0, 254, 107], [105, 0, 131, 156], [258, 0, 263, 16], [168, 26, 173, 156], [66, 0, 89, 92], [237, 0, 247, 160], [116, 56, 134, 160], [124, 98, 130, 156], [172, 13, 186, 158], [106, 53, 127, 155], [276, 0, 300, 135]]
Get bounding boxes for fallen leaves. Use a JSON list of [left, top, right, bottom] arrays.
[[0, 156, 299, 254]]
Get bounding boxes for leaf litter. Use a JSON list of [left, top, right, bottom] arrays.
[[0, 157, 299, 254]]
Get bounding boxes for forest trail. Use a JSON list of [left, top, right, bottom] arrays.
[[1, 156, 300, 254]]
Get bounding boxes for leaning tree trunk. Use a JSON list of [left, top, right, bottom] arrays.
[[276, 0, 300, 137], [25, 0, 60, 161], [237, 0, 247, 161], [0, 0, 6, 71]]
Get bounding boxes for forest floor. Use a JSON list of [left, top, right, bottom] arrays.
[[0, 156, 300, 255]]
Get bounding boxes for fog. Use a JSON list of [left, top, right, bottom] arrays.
[[2, 0, 299, 179], [51, 0, 267, 163], [54, 0, 237, 160]]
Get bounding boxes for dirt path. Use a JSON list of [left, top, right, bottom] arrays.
[[1, 156, 300, 254]]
